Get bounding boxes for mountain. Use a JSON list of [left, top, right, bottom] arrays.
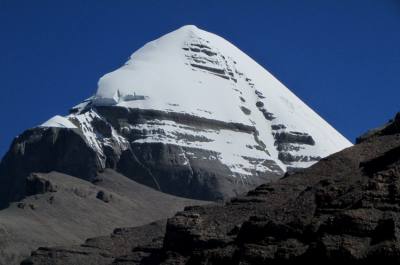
[[0, 169, 207, 265], [23, 112, 400, 265], [0, 25, 351, 205]]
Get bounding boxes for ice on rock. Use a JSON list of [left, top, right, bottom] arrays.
[[40, 115, 77, 129], [94, 89, 147, 105]]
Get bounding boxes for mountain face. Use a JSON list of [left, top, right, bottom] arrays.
[[23, 112, 400, 265], [0, 25, 351, 204]]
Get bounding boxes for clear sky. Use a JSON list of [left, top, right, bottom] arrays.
[[1, 0, 399, 158]]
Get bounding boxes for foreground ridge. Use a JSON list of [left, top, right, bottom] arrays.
[[24, 113, 400, 264]]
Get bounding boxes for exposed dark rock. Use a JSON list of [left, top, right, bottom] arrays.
[[271, 124, 287, 130], [91, 116, 112, 138], [255, 101, 264, 108], [22, 220, 168, 265], [240, 106, 252, 115], [26, 173, 57, 196], [190, 64, 226, 76], [278, 152, 321, 164], [274, 131, 315, 146], [28, 203, 37, 210], [255, 90, 265, 99], [0, 127, 99, 208], [116, 143, 279, 201], [190, 43, 211, 49], [200, 49, 217, 57], [356, 112, 400, 143], [259, 108, 275, 121], [253, 99, 275, 122], [96, 190, 111, 203], [95, 106, 256, 134], [273, 131, 318, 166]]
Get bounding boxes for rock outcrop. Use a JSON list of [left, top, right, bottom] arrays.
[[0, 127, 98, 207], [23, 112, 400, 264]]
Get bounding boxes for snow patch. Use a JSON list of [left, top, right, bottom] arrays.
[[40, 115, 77, 129]]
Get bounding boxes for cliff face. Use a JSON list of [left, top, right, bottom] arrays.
[[0, 106, 281, 206], [0, 127, 99, 207], [23, 112, 400, 264]]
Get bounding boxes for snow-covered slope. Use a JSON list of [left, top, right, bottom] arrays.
[[84, 25, 349, 168], [29, 25, 351, 199], [40, 115, 77, 129]]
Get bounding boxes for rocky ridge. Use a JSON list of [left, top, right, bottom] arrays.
[[23, 112, 400, 264]]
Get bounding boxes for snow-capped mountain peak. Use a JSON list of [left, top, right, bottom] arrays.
[[91, 25, 351, 170], [30, 25, 352, 199]]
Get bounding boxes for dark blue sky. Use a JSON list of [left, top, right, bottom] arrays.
[[1, 0, 399, 158]]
